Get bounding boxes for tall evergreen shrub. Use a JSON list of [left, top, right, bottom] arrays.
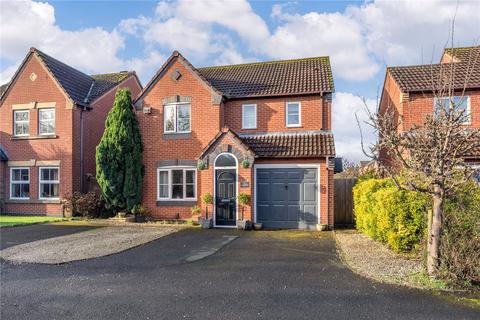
[[96, 89, 143, 212]]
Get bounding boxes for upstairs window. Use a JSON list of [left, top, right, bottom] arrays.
[[10, 168, 30, 199], [286, 102, 301, 127], [434, 96, 470, 124], [14, 110, 29, 137], [39, 108, 55, 135], [242, 104, 257, 129], [39, 167, 60, 199], [164, 103, 191, 133]]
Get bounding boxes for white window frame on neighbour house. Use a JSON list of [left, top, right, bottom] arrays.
[[13, 110, 30, 137], [242, 104, 257, 129], [10, 167, 30, 200], [38, 167, 60, 200], [286, 102, 301, 127], [157, 168, 197, 201], [38, 108, 56, 135], [163, 103, 191, 134], [434, 96, 471, 125]]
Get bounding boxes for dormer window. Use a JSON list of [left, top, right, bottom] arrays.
[[164, 103, 191, 133], [286, 102, 301, 127], [13, 110, 29, 137]]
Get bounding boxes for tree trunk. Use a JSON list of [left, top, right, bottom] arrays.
[[427, 186, 444, 275]]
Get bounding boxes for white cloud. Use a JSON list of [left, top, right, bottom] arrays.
[[332, 92, 377, 161], [0, 0, 164, 83], [348, 0, 480, 65]]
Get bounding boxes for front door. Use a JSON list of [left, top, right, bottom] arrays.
[[215, 169, 236, 226]]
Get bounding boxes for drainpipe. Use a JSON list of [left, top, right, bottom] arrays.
[[80, 106, 86, 193], [326, 156, 330, 230]]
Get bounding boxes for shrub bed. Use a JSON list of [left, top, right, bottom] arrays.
[[62, 192, 114, 219], [353, 178, 429, 252]]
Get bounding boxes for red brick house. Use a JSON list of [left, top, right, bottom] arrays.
[[379, 46, 480, 167], [0, 48, 142, 215], [135, 51, 336, 229]]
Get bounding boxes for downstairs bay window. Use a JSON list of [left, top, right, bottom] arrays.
[[157, 168, 196, 201]]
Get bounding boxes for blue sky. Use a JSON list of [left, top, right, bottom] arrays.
[[1, 0, 479, 160]]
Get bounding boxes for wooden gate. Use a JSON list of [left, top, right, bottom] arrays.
[[334, 178, 356, 227]]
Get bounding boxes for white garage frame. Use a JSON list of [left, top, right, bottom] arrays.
[[253, 163, 321, 226]]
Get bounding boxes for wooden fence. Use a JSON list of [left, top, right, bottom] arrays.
[[334, 178, 356, 227]]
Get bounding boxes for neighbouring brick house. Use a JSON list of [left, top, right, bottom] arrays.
[[135, 51, 336, 229], [379, 46, 480, 170], [0, 48, 142, 215]]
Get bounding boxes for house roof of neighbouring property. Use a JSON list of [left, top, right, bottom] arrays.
[[197, 56, 334, 98], [387, 62, 480, 92], [0, 48, 138, 106], [444, 46, 480, 63], [240, 131, 335, 158], [0, 144, 8, 161]]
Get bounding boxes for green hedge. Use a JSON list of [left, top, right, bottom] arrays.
[[441, 181, 480, 284], [353, 178, 429, 252]]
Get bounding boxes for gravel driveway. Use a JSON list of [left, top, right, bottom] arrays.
[[0, 226, 180, 264]]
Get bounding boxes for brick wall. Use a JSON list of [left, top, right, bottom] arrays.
[[83, 75, 142, 190], [0, 54, 73, 215], [223, 94, 327, 134]]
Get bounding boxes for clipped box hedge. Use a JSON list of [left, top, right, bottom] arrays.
[[353, 178, 430, 252]]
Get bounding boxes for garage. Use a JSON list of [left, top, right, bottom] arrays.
[[255, 167, 319, 229]]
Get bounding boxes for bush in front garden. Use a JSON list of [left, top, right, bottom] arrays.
[[353, 178, 429, 252], [63, 192, 114, 218], [440, 181, 480, 285]]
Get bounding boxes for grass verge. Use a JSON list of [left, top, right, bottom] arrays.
[[0, 215, 68, 228]]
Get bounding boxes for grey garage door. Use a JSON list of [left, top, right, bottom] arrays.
[[256, 168, 318, 229]]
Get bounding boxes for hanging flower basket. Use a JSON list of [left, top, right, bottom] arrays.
[[197, 160, 207, 170], [241, 159, 250, 169]]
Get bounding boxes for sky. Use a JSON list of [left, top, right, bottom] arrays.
[[1, 0, 479, 161]]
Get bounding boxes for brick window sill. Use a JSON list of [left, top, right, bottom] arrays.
[[11, 135, 58, 140], [5, 199, 61, 204]]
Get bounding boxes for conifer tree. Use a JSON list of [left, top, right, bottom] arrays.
[[96, 88, 143, 212]]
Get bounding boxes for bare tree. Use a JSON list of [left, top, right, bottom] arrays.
[[358, 42, 480, 275]]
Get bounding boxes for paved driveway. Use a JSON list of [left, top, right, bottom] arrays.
[[1, 228, 478, 319]]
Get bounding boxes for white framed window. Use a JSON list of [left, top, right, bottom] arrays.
[[286, 102, 301, 127], [39, 108, 55, 135], [10, 167, 30, 199], [164, 103, 191, 133], [157, 168, 196, 200], [434, 96, 471, 125], [13, 110, 29, 137], [242, 104, 257, 129], [39, 167, 60, 199]]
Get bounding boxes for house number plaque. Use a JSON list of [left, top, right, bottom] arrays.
[[240, 181, 249, 188]]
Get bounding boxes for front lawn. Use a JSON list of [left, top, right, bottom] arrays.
[[0, 215, 67, 228]]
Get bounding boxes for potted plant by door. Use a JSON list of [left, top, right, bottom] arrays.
[[200, 193, 213, 229], [237, 192, 252, 230], [133, 205, 150, 223], [190, 205, 201, 225]]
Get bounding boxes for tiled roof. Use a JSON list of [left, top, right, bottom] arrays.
[[0, 83, 8, 98], [388, 62, 480, 92], [35, 49, 94, 105], [1, 48, 135, 106], [240, 131, 335, 158], [444, 46, 480, 63], [89, 72, 133, 102], [0, 144, 8, 161], [197, 57, 334, 98]]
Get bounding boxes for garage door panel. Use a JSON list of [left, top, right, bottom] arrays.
[[257, 183, 270, 201], [288, 183, 300, 201], [303, 183, 316, 202], [256, 167, 318, 229], [303, 205, 317, 222]]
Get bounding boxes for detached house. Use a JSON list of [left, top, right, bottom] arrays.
[[0, 48, 142, 215], [135, 51, 336, 229], [379, 46, 480, 165]]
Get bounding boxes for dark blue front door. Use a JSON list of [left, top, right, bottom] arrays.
[[215, 169, 236, 226]]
